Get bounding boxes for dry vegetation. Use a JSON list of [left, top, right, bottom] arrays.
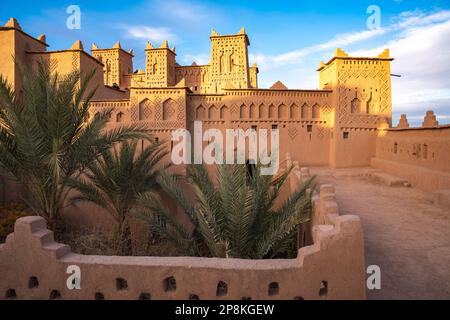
[[55, 219, 181, 257]]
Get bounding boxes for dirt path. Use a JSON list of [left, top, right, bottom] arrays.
[[311, 167, 450, 300]]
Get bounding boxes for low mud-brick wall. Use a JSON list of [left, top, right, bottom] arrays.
[[0, 179, 365, 300]]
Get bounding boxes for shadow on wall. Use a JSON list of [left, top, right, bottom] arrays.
[[372, 110, 450, 191], [0, 178, 366, 300]]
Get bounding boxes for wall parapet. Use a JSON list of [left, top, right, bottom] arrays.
[[373, 118, 450, 190], [0, 181, 365, 300]]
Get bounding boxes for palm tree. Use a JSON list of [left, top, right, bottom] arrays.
[[68, 139, 169, 255], [138, 163, 315, 259], [0, 61, 150, 229]]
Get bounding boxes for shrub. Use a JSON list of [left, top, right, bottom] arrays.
[[0, 203, 30, 242]]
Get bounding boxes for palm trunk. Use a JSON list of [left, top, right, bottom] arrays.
[[114, 219, 132, 256]]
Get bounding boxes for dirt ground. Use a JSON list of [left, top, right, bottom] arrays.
[[311, 167, 450, 300]]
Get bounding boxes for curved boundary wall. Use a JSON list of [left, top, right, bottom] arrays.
[[0, 169, 365, 300]]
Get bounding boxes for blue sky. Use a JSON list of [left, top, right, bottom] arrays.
[[1, 0, 450, 125]]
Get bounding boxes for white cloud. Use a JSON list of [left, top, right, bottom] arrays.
[[250, 28, 387, 69], [390, 9, 450, 30], [150, 0, 214, 26], [351, 18, 450, 123], [181, 53, 210, 65], [120, 25, 175, 43], [250, 9, 450, 124], [251, 9, 450, 70]]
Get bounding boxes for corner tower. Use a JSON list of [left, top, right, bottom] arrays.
[[144, 41, 176, 87], [0, 18, 47, 94], [318, 48, 394, 167], [209, 28, 251, 93], [91, 41, 133, 89]]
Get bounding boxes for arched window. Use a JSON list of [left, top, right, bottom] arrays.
[[249, 104, 257, 119], [162, 98, 176, 120], [220, 105, 229, 120], [351, 98, 361, 113], [278, 104, 288, 119], [139, 98, 150, 120], [208, 105, 218, 119], [269, 104, 276, 119], [290, 103, 299, 119], [366, 97, 376, 114], [301, 103, 309, 119], [312, 104, 320, 119], [240, 104, 248, 118], [196, 105, 206, 120], [116, 112, 124, 122], [259, 104, 266, 119]]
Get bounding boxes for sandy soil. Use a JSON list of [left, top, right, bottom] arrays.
[[311, 167, 450, 300]]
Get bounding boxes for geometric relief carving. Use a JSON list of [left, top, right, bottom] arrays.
[[71, 52, 78, 71], [317, 127, 325, 140], [352, 70, 361, 78], [321, 104, 331, 117], [144, 121, 184, 129], [130, 97, 138, 121], [288, 126, 298, 140], [177, 96, 185, 121], [154, 96, 162, 120], [230, 103, 238, 114], [335, 63, 392, 125], [49, 58, 58, 73]]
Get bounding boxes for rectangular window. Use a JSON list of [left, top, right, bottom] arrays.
[[307, 125, 312, 132], [271, 124, 278, 130], [343, 132, 349, 139]]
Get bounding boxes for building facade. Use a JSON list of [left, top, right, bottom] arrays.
[[0, 17, 434, 170]]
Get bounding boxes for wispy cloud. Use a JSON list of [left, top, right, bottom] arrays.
[[154, 0, 210, 22], [390, 9, 450, 30], [249, 9, 450, 124], [250, 9, 450, 70], [350, 15, 450, 123], [120, 25, 175, 43], [253, 28, 387, 68], [181, 53, 210, 65]]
